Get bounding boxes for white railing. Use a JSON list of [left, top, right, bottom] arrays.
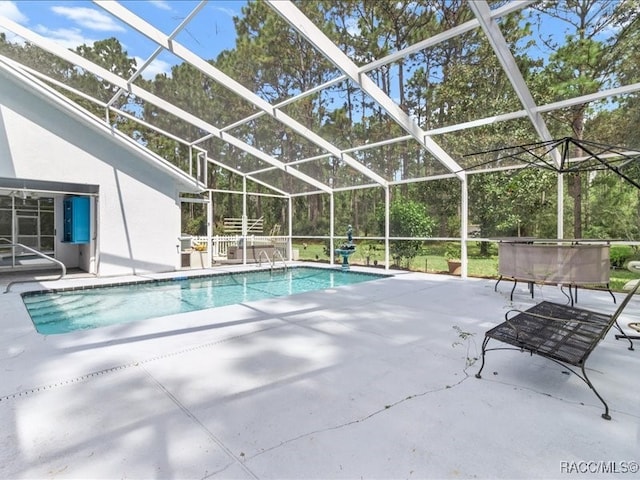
[[272, 249, 288, 270], [0, 238, 67, 293], [257, 249, 289, 271], [222, 217, 264, 234], [190, 235, 290, 260]]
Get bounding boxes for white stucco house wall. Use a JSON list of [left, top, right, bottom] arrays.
[[0, 60, 206, 277]]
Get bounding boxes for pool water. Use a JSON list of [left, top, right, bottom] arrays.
[[22, 267, 386, 334]]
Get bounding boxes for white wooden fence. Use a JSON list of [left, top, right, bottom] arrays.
[[222, 217, 264, 234], [190, 235, 290, 260]]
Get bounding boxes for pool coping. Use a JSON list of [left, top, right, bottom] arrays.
[[20, 263, 391, 297], [21, 264, 394, 335]]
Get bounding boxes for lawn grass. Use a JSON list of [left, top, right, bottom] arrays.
[[608, 268, 640, 292], [293, 241, 640, 292]]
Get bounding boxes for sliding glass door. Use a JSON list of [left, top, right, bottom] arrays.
[[0, 194, 55, 269]]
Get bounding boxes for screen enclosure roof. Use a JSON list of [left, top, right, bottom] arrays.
[[1, 0, 639, 196]]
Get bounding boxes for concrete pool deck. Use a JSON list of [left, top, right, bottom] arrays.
[[1, 263, 639, 479]]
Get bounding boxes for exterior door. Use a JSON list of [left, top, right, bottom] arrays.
[[0, 195, 56, 269], [16, 214, 39, 249]]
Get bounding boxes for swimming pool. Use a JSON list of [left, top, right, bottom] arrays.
[[22, 267, 387, 334]]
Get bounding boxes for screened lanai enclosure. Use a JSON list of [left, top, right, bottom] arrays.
[[1, 0, 640, 275]]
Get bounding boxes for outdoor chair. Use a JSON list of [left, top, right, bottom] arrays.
[[475, 281, 638, 420]]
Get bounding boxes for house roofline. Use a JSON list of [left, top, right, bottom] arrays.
[[0, 57, 205, 194]]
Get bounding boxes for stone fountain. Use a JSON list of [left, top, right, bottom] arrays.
[[335, 224, 356, 270]]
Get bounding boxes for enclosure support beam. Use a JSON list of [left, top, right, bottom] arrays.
[[207, 189, 213, 268], [242, 177, 247, 266], [330, 194, 335, 265], [384, 186, 390, 271], [268, 1, 464, 179], [557, 174, 564, 239], [288, 196, 293, 262], [95, 1, 387, 188], [461, 174, 468, 278], [105, 1, 206, 110], [468, 1, 564, 171], [219, 1, 534, 138], [470, 0, 566, 237], [0, 16, 330, 195], [469, 1, 554, 144]]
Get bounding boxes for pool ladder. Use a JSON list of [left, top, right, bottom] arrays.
[[257, 249, 288, 271]]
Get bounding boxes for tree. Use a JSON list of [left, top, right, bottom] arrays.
[[584, 171, 640, 240], [378, 200, 434, 267], [531, 0, 637, 237]]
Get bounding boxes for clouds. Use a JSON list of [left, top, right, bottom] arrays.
[[0, 2, 122, 50], [134, 56, 172, 81], [148, 1, 172, 12], [1, 0, 242, 79], [1, 1, 171, 77], [0, 0, 27, 41], [50, 6, 125, 32], [0, 1, 27, 23], [29, 5, 125, 49], [214, 6, 236, 18], [47, 4, 172, 77], [33, 25, 97, 51]]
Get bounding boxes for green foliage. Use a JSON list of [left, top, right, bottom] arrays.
[[414, 179, 461, 237], [583, 172, 640, 241], [290, 241, 640, 293], [609, 267, 640, 292], [181, 202, 207, 236], [609, 245, 635, 269], [293, 242, 327, 261], [321, 238, 330, 258], [444, 243, 461, 261], [469, 169, 556, 240], [4, 3, 640, 247], [452, 326, 478, 368], [362, 243, 381, 259], [377, 200, 434, 266]]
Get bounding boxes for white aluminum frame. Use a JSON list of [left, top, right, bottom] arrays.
[[1, 0, 639, 274]]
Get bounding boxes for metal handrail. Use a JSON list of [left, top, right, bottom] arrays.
[[273, 249, 288, 270], [2, 240, 66, 293], [257, 249, 288, 271], [257, 250, 271, 268]]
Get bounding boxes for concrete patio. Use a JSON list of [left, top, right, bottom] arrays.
[[1, 264, 639, 479]]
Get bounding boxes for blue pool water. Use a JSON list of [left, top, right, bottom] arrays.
[[23, 267, 387, 334]]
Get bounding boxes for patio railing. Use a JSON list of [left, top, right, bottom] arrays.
[[1, 238, 67, 293], [190, 235, 290, 260]]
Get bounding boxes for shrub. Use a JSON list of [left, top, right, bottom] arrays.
[[377, 200, 434, 265], [610, 245, 634, 268], [444, 243, 461, 261]]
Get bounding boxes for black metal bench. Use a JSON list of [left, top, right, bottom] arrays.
[[475, 282, 638, 420]]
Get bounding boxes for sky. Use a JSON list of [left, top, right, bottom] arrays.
[[0, 0, 623, 117], [0, 0, 600, 82], [0, 0, 247, 79]]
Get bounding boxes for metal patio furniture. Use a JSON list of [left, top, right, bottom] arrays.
[[475, 281, 638, 420]]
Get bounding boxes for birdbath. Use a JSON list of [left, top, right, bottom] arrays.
[[335, 225, 356, 270]]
